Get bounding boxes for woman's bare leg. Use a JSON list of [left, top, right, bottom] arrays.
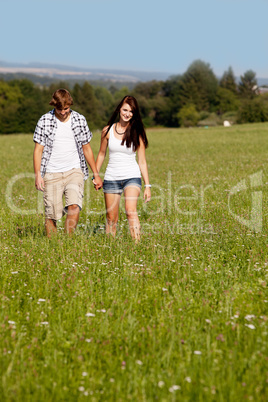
[[124, 186, 141, 241], [104, 193, 121, 237]]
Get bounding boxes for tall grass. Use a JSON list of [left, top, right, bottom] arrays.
[[0, 124, 267, 401]]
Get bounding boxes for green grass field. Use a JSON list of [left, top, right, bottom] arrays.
[[0, 124, 268, 401]]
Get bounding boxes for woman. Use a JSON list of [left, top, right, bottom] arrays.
[[95, 95, 151, 241]]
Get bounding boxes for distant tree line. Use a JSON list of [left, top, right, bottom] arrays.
[[1, 60, 268, 134]]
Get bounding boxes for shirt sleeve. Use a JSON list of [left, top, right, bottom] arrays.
[[33, 116, 46, 146], [81, 116, 93, 145]]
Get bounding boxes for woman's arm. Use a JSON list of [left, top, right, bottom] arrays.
[[82, 143, 102, 189], [137, 139, 151, 203], [96, 126, 109, 173]]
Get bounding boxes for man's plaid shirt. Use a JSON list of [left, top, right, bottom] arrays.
[[33, 109, 93, 180]]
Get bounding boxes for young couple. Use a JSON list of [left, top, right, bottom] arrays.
[[33, 89, 151, 241]]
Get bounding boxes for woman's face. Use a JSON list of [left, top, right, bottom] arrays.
[[120, 103, 133, 123]]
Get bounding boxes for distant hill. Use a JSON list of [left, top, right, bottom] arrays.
[[257, 78, 268, 86], [0, 60, 267, 87], [0, 61, 172, 84]]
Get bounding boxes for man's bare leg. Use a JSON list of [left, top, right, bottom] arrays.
[[65, 204, 80, 235], [45, 219, 57, 238]]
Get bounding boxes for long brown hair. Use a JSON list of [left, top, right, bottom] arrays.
[[105, 95, 148, 151]]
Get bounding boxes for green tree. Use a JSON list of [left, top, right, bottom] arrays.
[[149, 96, 172, 127], [130, 95, 152, 126], [72, 82, 101, 129], [216, 87, 240, 114], [178, 60, 219, 112], [238, 70, 258, 99], [177, 104, 200, 127], [220, 66, 237, 93], [12, 79, 47, 133], [0, 80, 23, 108], [94, 86, 114, 125], [113, 86, 130, 105], [162, 75, 184, 126], [237, 94, 268, 123], [0, 81, 23, 133], [133, 80, 164, 99]]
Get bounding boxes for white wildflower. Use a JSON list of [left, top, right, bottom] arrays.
[[40, 322, 49, 325], [205, 319, 211, 324], [158, 381, 165, 388], [162, 288, 168, 292], [136, 360, 143, 365], [169, 385, 181, 392], [172, 385, 181, 390], [85, 313, 95, 317], [82, 372, 88, 377], [194, 350, 202, 355], [38, 299, 46, 302], [8, 321, 16, 325], [185, 377, 192, 383], [245, 324, 255, 330], [245, 315, 255, 321]]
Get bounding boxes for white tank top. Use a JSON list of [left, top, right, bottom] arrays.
[[104, 124, 141, 180], [46, 117, 80, 173]]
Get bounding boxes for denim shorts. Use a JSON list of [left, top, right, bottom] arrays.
[[103, 177, 142, 194]]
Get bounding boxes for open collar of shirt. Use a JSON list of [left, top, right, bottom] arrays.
[[50, 109, 83, 129]]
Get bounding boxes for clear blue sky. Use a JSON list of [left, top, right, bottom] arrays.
[[1, 0, 267, 78]]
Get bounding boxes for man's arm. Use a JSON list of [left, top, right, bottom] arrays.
[[33, 142, 45, 191], [82, 143, 103, 190]]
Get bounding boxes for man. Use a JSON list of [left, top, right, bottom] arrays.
[[33, 88, 102, 236]]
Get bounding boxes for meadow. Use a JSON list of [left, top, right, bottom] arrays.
[[0, 124, 268, 401]]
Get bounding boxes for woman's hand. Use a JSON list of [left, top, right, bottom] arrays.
[[92, 175, 103, 190], [143, 187, 151, 203]]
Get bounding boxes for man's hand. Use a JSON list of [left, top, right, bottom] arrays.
[[35, 172, 45, 191], [92, 175, 103, 191]]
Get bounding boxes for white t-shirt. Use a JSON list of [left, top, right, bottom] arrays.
[[104, 124, 141, 180], [46, 117, 81, 173]]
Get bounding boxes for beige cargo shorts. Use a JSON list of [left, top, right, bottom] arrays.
[[43, 168, 84, 220]]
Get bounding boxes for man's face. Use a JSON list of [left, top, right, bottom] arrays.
[[55, 105, 71, 122]]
